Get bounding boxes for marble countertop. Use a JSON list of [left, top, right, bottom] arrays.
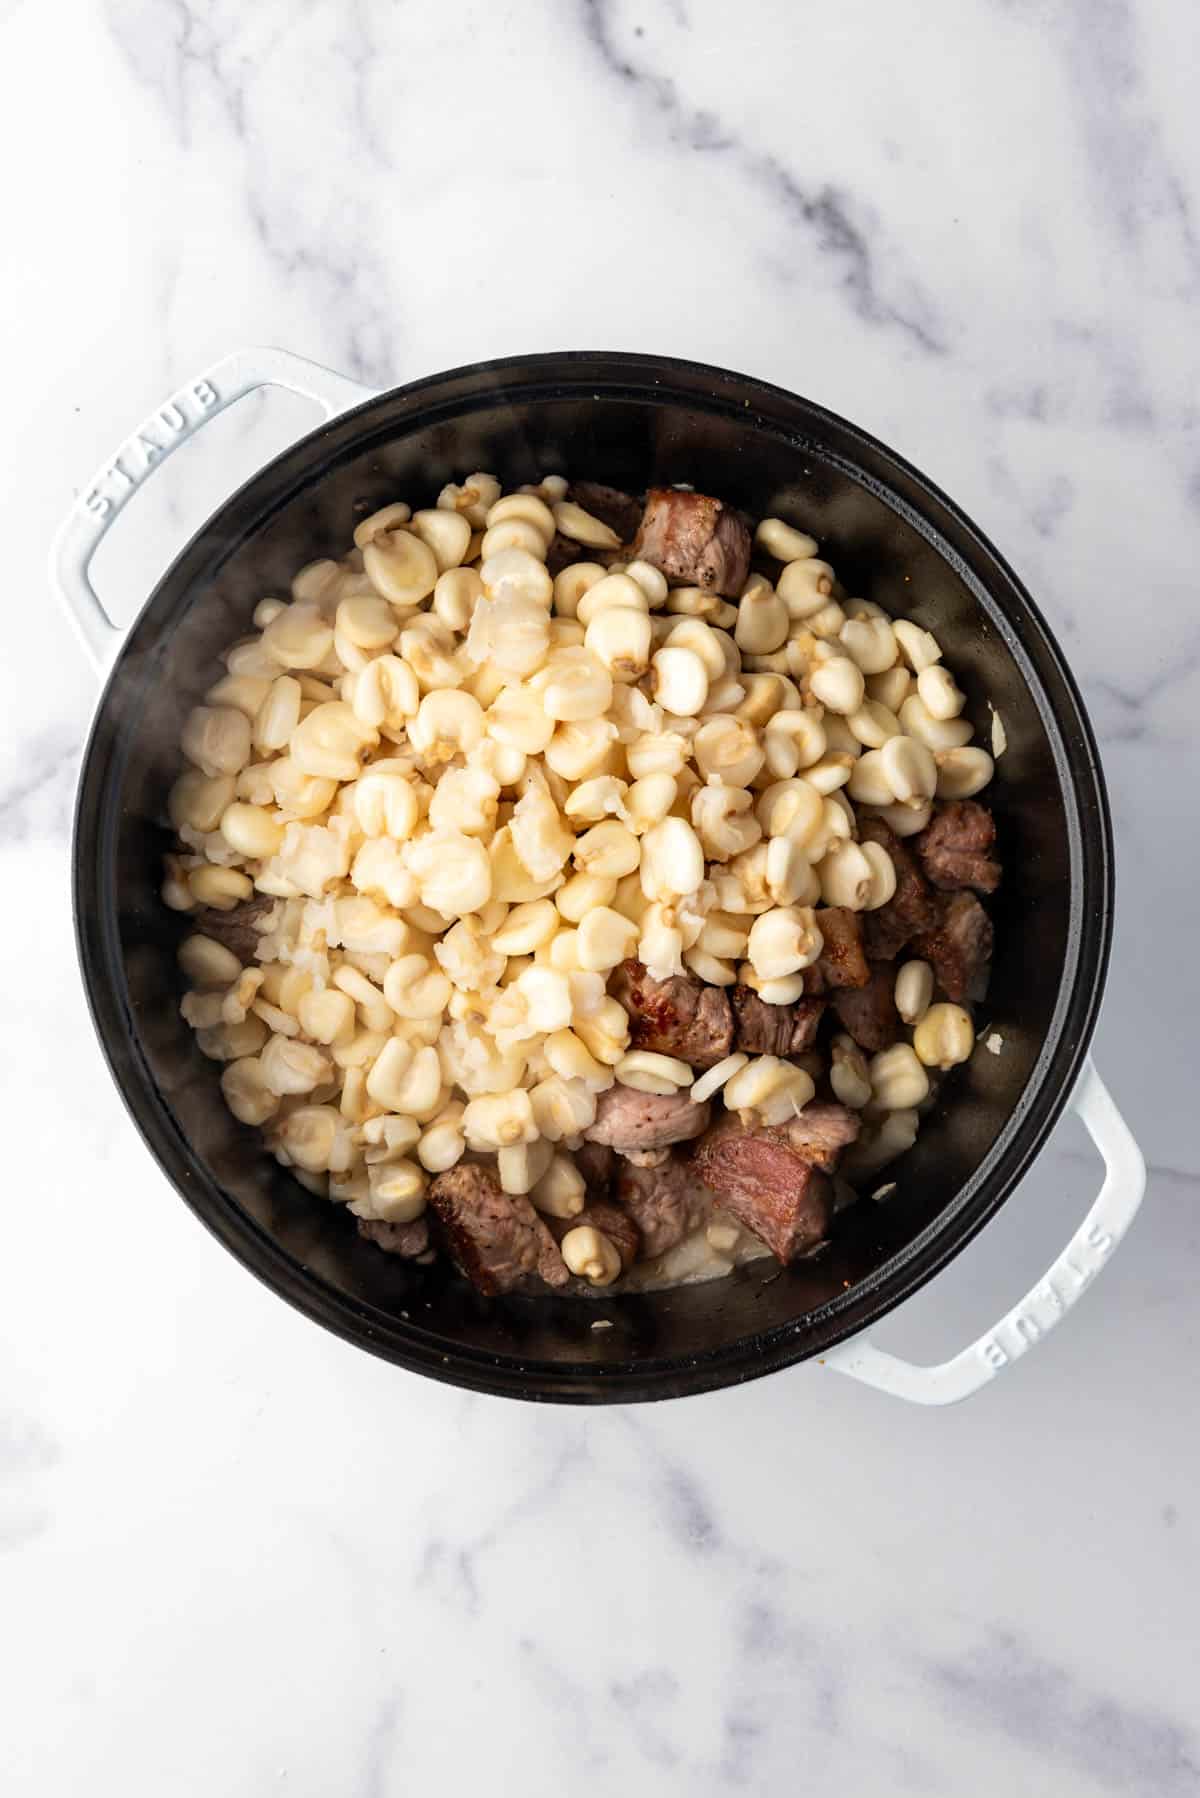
[[3, 0, 1198, 1792]]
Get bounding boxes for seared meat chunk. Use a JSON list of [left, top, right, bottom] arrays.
[[813, 906, 871, 989], [574, 1139, 615, 1204], [546, 532, 589, 577], [782, 1101, 861, 1171], [730, 984, 795, 1057], [428, 1163, 568, 1294], [616, 1151, 709, 1259], [356, 1216, 430, 1258], [913, 891, 994, 1002], [567, 481, 643, 543], [584, 1084, 710, 1154], [552, 1198, 642, 1273], [611, 960, 734, 1069], [916, 801, 1002, 894], [723, 985, 829, 1056], [692, 1116, 835, 1263], [789, 996, 827, 1054], [858, 818, 938, 960], [194, 895, 279, 963], [830, 963, 900, 1052], [631, 488, 751, 596]]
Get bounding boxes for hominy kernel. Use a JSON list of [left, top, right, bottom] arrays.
[[913, 1003, 975, 1070]]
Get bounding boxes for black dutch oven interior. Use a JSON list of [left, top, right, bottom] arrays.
[[74, 353, 1112, 1402]]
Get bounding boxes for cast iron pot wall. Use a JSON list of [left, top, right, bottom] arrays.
[[73, 353, 1112, 1402]]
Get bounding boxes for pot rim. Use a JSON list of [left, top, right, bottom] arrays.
[[72, 350, 1113, 1402]]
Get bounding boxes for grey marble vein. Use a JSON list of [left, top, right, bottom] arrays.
[[579, 0, 949, 352], [608, 1667, 682, 1770], [243, 189, 400, 388], [0, 1411, 59, 1554], [415, 1426, 591, 1619], [926, 1625, 1200, 1795], [517, 1635, 615, 1772], [1088, 647, 1200, 741], [359, 1692, 403, 1798], [1021, 0, 1200, 294], [104, 0, 401, 387], [104, 0, 249, 145], [0, 733, 81, 842]]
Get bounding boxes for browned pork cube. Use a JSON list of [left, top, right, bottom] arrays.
[[631, 488, 752, 595], [858, 818, 939, 960], [611, 960, 734, 1069], [574, 1139, 615, 1204], [830, 963, 900, 1052], [428, 1163, 568, 1294], [546, 533, 589, 576], [584, 1084, 711, 1154], [780, 1102, 861, 1171], [915, 801, 1002, 894], [552, 1198, 642, 1273], [567, 481, 644, 542], [692, 1116, 836, 1263], [616, 1152, 710, 1259], [813, 906, 871, 989], [788, 997, 827, 1054], [729, 984, 796, 1056], [194, 895, 279, 963], [356, 1216, 431, 1258], [913, 891, 994, 1002]]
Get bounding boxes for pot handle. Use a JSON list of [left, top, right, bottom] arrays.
[[50, 346, 378, 673], [822, 1058, 1145, 1404]]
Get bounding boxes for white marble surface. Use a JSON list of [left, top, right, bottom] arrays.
[[3, 0, 1198, 1792]]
